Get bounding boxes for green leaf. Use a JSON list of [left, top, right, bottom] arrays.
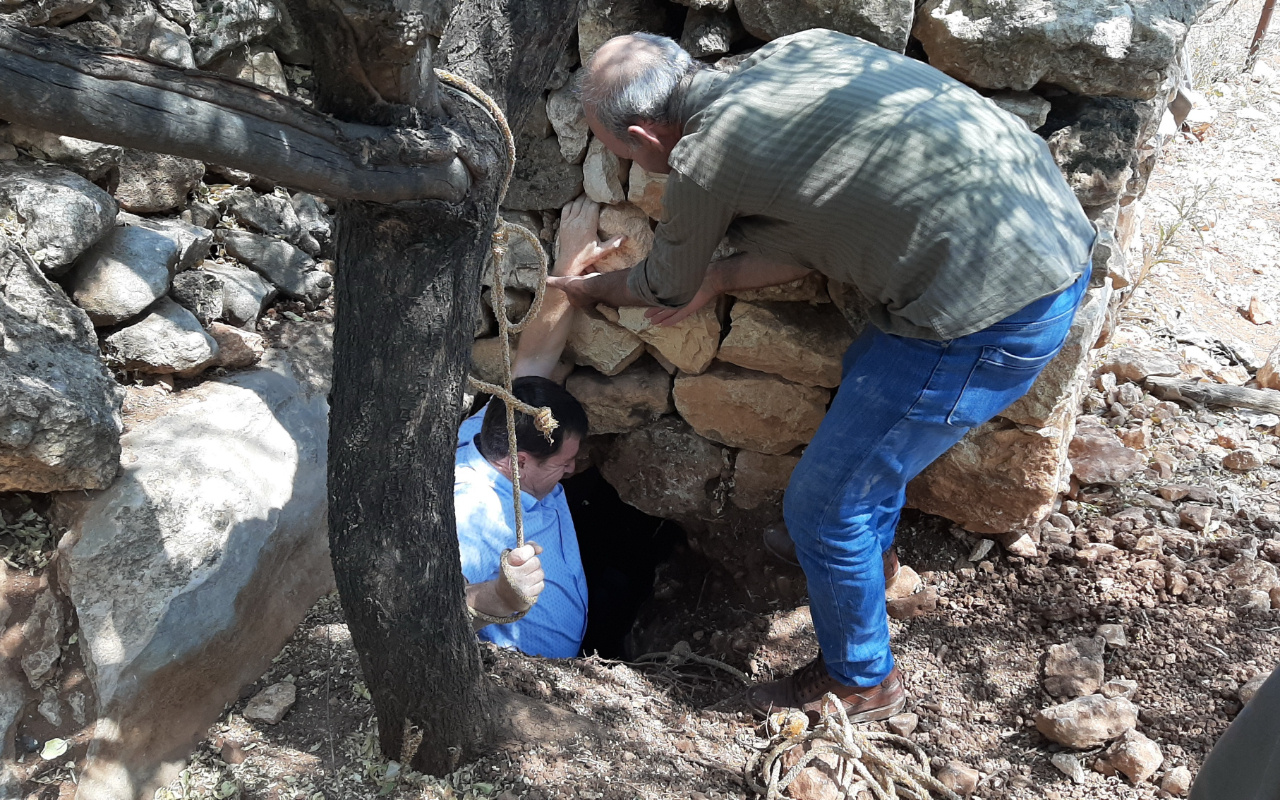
[[40, 738, 68, 760], [214, 781, 239, 799]]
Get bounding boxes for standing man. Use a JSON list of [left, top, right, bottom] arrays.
[[550, 30, 1095, 720]]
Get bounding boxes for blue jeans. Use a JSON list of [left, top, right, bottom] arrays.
[[783, 269, 1090, 687]]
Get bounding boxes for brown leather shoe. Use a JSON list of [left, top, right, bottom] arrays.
[[746, 655, 906, 721], [762, 525, 900, 585]]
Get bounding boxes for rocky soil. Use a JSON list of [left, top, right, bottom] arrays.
[[8, 9, 1280, 800]]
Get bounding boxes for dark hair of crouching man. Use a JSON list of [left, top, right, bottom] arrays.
[[477, 376, 590, 466]]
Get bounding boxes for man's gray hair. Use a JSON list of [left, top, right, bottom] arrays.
[[583, 33, 703, 141]]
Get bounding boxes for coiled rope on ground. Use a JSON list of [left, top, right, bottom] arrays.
[[747, 699, 964, 800]]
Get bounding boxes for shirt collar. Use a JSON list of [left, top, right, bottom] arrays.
[[457, 436, 546, 513], [677, 69, 731, 127]]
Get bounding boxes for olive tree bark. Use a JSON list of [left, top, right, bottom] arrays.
[[294, 0, 580, 772], [0, 0, 578, 776]]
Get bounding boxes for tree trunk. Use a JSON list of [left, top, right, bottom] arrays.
[[0, 0, 579, 774], [328, 196, 498, 769], [321, 0, 579, 773]]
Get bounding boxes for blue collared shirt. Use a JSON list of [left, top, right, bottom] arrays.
[[454, 414, 587, 658]]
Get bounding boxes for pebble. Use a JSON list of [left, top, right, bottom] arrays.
[[1095, 624, 1127, 648], [1102, 729, 1163, 783], [1101, 678, 1139, 701], [935, 761, 980, 797], [242, 681, 297, 725], [1160, 765, 1193, 796], [1222, 449, 1264, 471], [1050, 752, 1087, 784], [1158, 484, 1191, 502], [1044, 636, 1106, 697], [1035, 695, 1138, 748], [887, 586, 937, 620], [1239, 672, 1270, 705], [886, 712, 919, 737], [1179, 505, 1213, 531]]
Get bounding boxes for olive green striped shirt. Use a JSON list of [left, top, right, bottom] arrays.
[[627, 29, 1096, 340]]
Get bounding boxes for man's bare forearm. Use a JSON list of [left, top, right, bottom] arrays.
[[706, 252, 814, 295], [547, 268, 648, 309], [465, 580, 521, 631]]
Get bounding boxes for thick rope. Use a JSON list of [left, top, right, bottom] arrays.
[[436, 70, 557, 626], [746, 696, 964, 800]]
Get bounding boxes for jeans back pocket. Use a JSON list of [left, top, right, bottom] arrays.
[[946, 345, 1058, 428]]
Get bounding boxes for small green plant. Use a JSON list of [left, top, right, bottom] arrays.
[[1128, 178, 1218, 304]]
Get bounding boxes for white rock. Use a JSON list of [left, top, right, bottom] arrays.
[[548, 79, 589, 164], [102, 297, 220, 376], [58, 345, 333, 800], [583, 138, 627, 205], [0, 162, 117, 274], [68, 225, 179, 327]]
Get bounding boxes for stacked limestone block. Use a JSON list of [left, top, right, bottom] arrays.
[[471, 0, 1215, 582]]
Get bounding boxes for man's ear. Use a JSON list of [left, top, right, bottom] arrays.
[[627, 124, 663, 152]]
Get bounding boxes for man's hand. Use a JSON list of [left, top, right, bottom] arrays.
[[496, 542, 545, 612], [555, 196, 623, 277], [644, 282, 717, 326]]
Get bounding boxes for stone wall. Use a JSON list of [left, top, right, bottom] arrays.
[[469, 0, 1209, 569], [0, 0, 1215, 793]]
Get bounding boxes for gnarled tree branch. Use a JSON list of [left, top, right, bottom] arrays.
[[0, 24, 469, 202]]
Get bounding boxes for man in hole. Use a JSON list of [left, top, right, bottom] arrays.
[[551, 31, 1095, 719], [456, 197, 622, 657]]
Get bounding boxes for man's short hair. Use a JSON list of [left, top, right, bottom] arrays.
[[477, 376, 589, 461], [582, 33, 704, 141]]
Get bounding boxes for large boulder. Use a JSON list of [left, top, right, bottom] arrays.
[[602, 417, 728, 518], [914, 0, 1210, 100], [102, 297, 220, 376], [565, 310, 645, 375], [736, 0, 915, 52], [202, 261, 278, 327], [67, 224, 179, 327], [118, 213, 215, 274], [209, 43, 289, 94], [0, 233, 123, 493], [908, 402, 1075, 533], [504, 136, 584, 211], [578, 0, 667, 63], [0, 162, 117, 276], [189, 0, 282, 66], [565, 360, 673, 434], [53, 342, 332, 800], [673, 364, 830, 455], [602, 304, 721, 375], [1, 0, 95, 25], [112, 150, 205, 213], [218, 230, 332, 308]]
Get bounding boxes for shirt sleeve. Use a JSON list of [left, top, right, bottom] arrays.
[[627, 171, 737, 308]]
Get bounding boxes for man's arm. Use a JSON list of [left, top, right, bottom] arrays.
[[464, 542, 544, 631], [547, 171, 736, 311], [512, 196, 623, 379], [644, 252, 816, 326]]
